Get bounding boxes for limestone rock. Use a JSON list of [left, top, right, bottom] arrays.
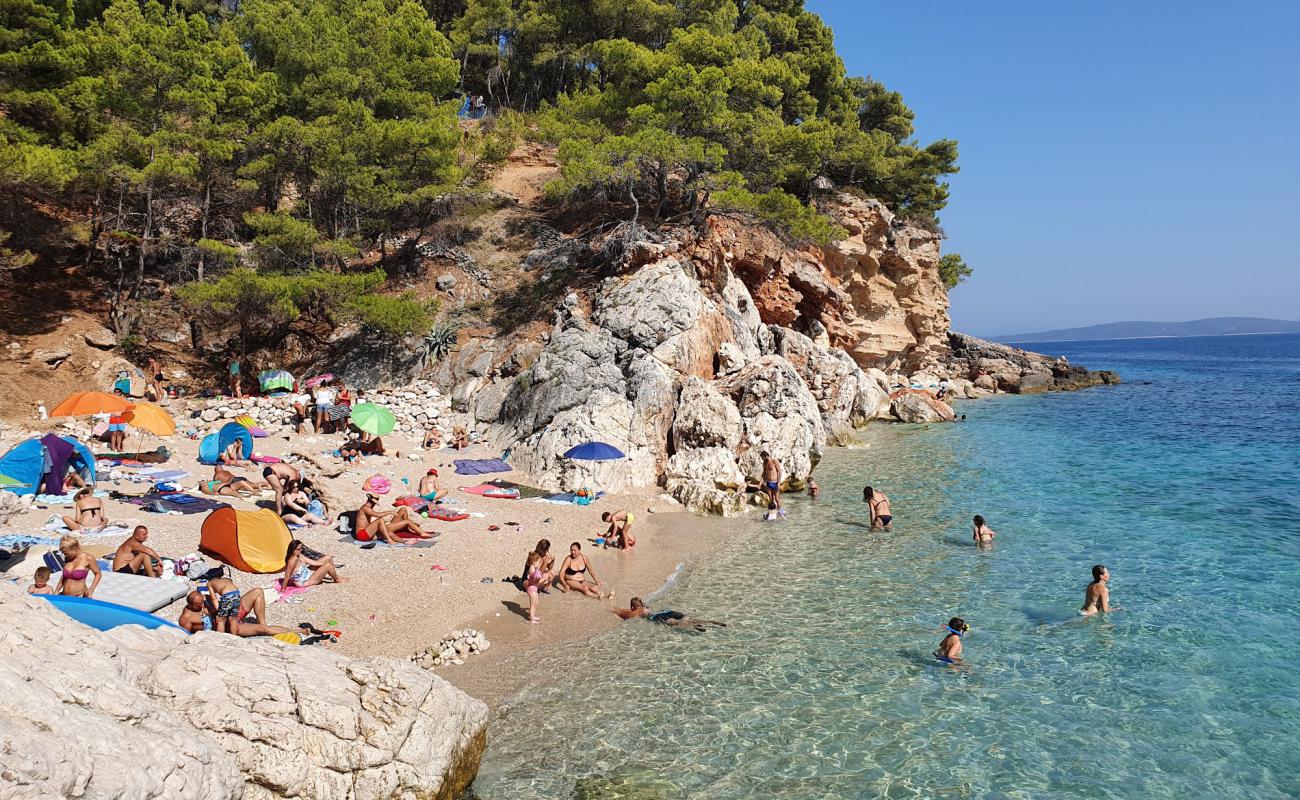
[[32, 348, 71, 367], [715, 342, 748, 376], [436, 274, 458, 292], [773, 326, 890, 442], [890, 392, 956, 424], [0, 586, 488, 800], [714, 356, 825, 488], [84, 326, 118, 349]]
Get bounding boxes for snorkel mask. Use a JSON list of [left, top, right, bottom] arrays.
[[946, 623, 970, 636]]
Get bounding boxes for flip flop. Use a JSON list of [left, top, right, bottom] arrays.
[[487, 525, 500, 531]]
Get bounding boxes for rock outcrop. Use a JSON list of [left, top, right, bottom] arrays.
[[0, 586, 489, 799], [945, 333, 1121, 394]]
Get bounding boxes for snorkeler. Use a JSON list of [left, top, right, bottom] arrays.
[[614, 597, 726, 633], [1081, 564, 1117, 615], [935, 617, 968, 663]]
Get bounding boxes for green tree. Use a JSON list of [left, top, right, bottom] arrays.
[[938, 252, 972, 289]]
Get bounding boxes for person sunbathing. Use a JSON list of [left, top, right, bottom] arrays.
[[356, 493, 436, 545], [556, 542, 612, 599], [55, 536, 101, 598], [61, 487, 107, 532], [451, 426, 469, 450], [219, 441, 250, 467], [200, 466, 267, 497], [112, 525, 161, 576], [283, 539, 346, 586], [614, 597, 726, 632], [422, 428, 442, 449], [281, 488, 328, 527]]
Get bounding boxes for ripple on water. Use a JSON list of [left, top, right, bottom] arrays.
[[470, 335, 1300, 800]]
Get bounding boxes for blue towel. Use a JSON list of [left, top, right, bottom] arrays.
[[0, 534, 59, 550], [453, 458, 512, 475]]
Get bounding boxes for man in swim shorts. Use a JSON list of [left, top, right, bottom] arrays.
[[203, 577, 294, 636], [761, 451, 782, 509], [178, 591, 214, 633], [600, 510, 636, 548], [864, 485, 893, 530], [112, 525, 162, 576], [1081, 564, 1116, 615], [614, 597, 726, 632]]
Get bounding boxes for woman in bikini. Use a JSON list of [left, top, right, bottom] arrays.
[[56, 536, 101, 598], [557, 542, 612, 599], [61, 487, 107, 532], [864, 486, 893, 531], [283, 540, 345, 587], [200, 466, 267, 497], [972, 515, 997, 547], [522, 539, 555, 623]]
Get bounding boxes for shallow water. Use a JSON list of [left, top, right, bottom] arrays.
[[470, 334, 1300, 799]]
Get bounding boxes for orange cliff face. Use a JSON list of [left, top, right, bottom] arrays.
[[685, 193, 952, 376]]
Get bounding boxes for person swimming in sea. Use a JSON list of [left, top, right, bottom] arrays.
[[614, 597, 726, 632], [972, 514, 996, 546], [935, 617, 968, 663], [1081, 564, 1117, 615]]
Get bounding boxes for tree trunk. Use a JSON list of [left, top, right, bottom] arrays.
[[655, 162, 669, 220], [627, 178, 639, 227], [196, 179, 211, 281], [83, 189, 102, 269]]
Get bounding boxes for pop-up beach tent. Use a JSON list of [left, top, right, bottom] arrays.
[[199, 507, 291, 574], [198, 422, 254, 465], [0, 434, 97, 496]]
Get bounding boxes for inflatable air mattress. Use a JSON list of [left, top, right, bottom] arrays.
[[41, 594, 187, 633]]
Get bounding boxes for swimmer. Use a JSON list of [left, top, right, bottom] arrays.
[[614, 597, 726, 632], [807, 479, 820, 500], [1081, 564, 1118, 615], [972, 514, 996, 545], [935, 617, 968, 663], [763, 500, 786, 521]]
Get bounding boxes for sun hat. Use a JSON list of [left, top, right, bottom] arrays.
[[427, 468, 438, 476], [361, 475, 391, 495]]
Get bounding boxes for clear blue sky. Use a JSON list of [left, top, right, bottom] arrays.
[[807, 1, 1300, 336]]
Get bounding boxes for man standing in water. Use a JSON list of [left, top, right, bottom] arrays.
[[1081, 564, 1116, 615], [864, 485, 892, 530], [761, 451, 782, 509]]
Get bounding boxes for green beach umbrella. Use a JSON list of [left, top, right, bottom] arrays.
[[258, 369, 295, 392], [350, 403, 396, 436]]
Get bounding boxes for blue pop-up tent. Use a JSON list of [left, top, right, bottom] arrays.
[[198, 422, 254, 465], [0, 435, 97, 496]]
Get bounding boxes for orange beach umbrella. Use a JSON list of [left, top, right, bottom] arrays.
[[50, 391, 132, 417], [123, 402, 176, 436]]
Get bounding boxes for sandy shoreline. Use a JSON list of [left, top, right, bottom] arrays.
[[0, 411, 725, 696]]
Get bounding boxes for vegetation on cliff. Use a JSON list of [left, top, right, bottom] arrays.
[[0, 0, 961, 349]]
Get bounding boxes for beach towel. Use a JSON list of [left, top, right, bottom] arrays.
[[124, 494, 229, 515], [536, 490, 606, 505], [453, 458, 512, 476], [250, 455, 282, 464], [273, 578, 312, 601], [35, 490, 110, 506], [462, 483, 521, 499], [42, 517, 132, 538], [0, 533, 59, 551], [121, 468, 190, 484], [340, 535, 439, 549]]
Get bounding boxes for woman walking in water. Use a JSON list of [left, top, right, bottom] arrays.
[[864, 486, 892, 530], [1081, 564, 1117, 615]]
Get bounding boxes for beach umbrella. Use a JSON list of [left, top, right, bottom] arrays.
[[350, 403, 396, 436], [258, 369, 295, 392], [234, 414, 269, 438], [563, 441, 626, 461], [304, 373, 334, 388], [122, 402, 176, 437], [50, 391, 132, 417]]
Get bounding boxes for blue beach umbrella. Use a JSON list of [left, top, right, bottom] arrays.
[[563, 441, 626, 461]]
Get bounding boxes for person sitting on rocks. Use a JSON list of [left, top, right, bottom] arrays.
[[112, 525, 161, 576], [422, 428, 442, 449], [614, 597, 726, 632], [557, 542, 612, 599], [600, 510, 636, 549], [418, 468, 447, 503], [62, 487, 107, 533], [283, 539, 346, 588], [451, 425, 469, 450]]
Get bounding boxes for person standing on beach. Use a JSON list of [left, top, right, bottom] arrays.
[[227, 354, 242, 398], [864, 486, 892, 530], [761, 451, 782, 509], [523, 539, 555, 623], [1081, 565, 1116, 615]]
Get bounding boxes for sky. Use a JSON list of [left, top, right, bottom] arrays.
[[807, 0, 1300, 336]]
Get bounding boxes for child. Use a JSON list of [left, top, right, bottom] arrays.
[[27, 566, 54, 595], [972, 515, 996, 545], [763, 501, 787, 521], [935, 617, 968, 663]]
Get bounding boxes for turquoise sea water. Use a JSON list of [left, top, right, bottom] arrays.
[[470, 334, 1300, 799]]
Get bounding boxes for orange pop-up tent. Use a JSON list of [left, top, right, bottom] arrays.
[[199, 507, 292, 574]]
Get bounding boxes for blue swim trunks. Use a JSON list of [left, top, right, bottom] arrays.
[[215, 590, 241, 618]]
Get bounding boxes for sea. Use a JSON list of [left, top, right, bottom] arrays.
[[468, 333, 1300, 799]]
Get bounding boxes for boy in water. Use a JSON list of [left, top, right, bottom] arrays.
[[935, 617, 968, 663], [614, 597, 726, 632], [1081, 564, 1117, 615]]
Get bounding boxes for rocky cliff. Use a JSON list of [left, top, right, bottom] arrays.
[[0, 586, 488, 799]]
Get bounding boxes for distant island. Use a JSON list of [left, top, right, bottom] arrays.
[[997, 317, 1300, 343]]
